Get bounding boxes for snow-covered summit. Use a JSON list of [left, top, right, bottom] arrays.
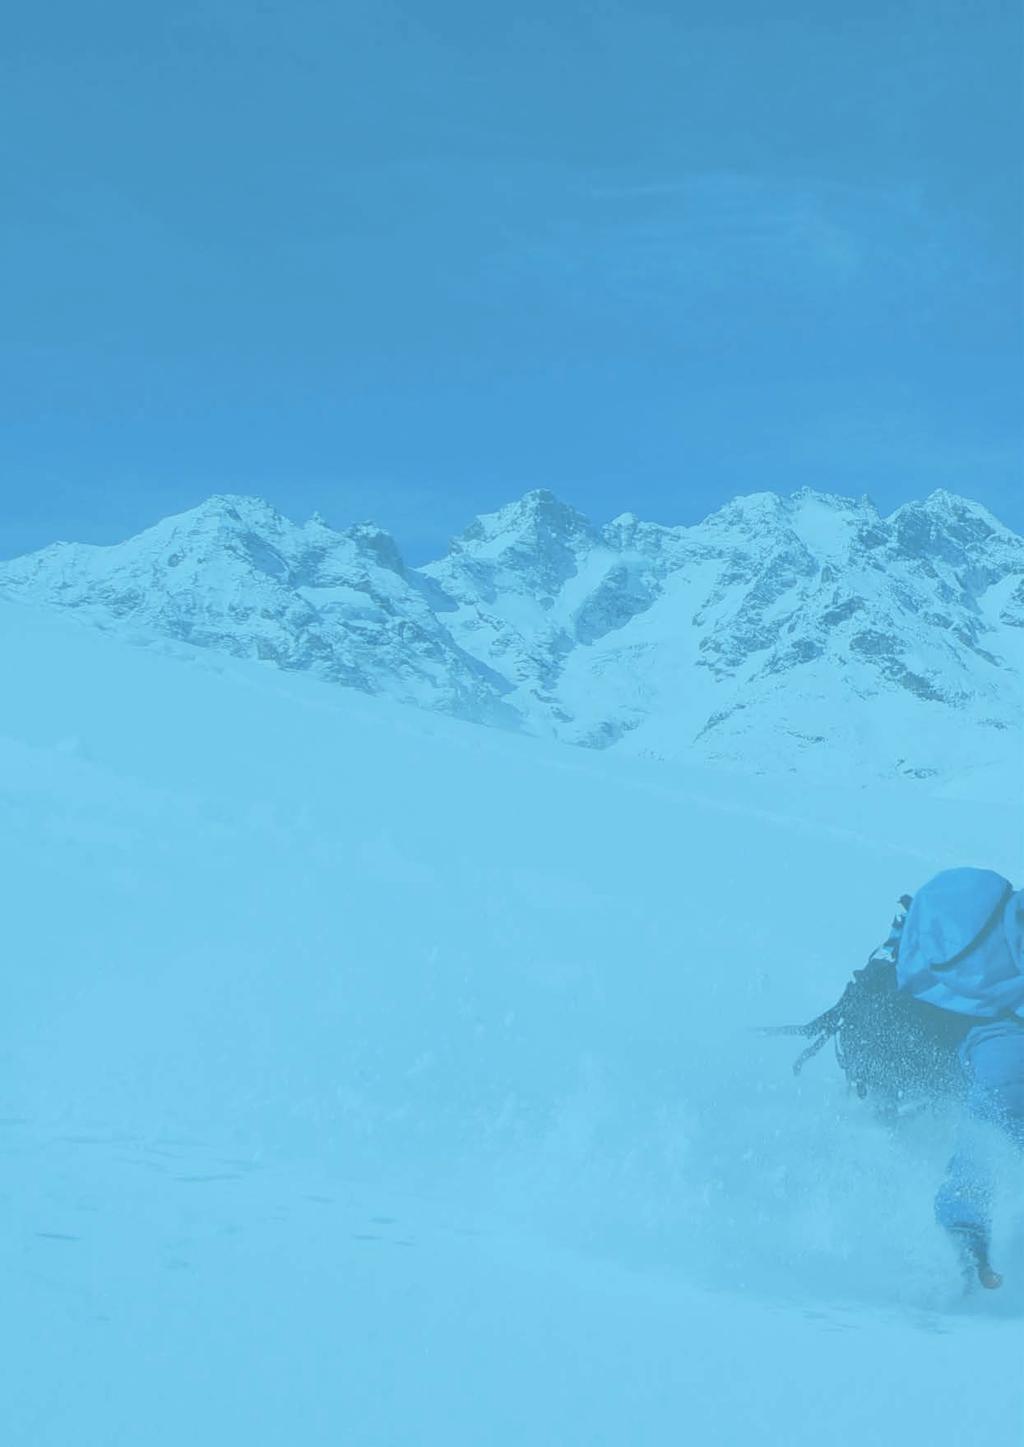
[[431, 489, 603, 603], [453, 488, 599, 549], [2, 486, 1021, 788], [701, 487, 879, 558], [0, 494, 515, 726]]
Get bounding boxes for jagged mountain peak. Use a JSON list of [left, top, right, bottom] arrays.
[[701, 487, 881, 551], [890, 489, 1019, 550], [333, 521, 407, 575], [108, 495, 411, 579], [449, 489, 599, 554], [424, 489, 605, 611], [705, 489, 790, 524], [880, 495, 1023, 584], [599, 512, 689, 564], [186, 490, 278, 518], [919, 487, 1006, 520], [156, 492, 289, 536]]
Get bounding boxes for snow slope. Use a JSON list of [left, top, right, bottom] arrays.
[[3, 486, 1022, 791], [2, 597, 1023, 1445]]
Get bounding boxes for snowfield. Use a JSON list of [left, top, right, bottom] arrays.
[[2, 597, 1022, 1445]]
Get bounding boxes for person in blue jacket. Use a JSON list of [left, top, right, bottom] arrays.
[[898, 868, 1024, 1289]]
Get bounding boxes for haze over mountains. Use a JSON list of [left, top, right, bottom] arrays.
[[3, 487, 1021, 790]]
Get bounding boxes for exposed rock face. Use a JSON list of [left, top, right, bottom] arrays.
[[0, 495, 516, 727], [3, 486, 1022, 786]]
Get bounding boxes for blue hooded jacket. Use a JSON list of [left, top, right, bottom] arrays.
[[898, 868, 1024, 1019]]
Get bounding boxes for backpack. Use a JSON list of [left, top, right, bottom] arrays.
[[767, 895, 973, 1111]]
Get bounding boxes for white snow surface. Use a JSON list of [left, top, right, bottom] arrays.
[[2, 597, 1023, 1445], [2, 485, 1022, 793]]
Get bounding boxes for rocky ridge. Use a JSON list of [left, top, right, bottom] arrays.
[[3, 487, 1021, 787]]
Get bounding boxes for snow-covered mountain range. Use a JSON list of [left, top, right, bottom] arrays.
[[3, 487, 1022, 786]]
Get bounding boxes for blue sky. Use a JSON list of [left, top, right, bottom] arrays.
[[2, 0, 1021, 561]]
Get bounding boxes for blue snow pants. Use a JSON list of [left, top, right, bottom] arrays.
[[934, 1018, 1024, 1241]]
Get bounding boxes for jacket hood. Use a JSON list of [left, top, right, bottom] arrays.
[[903, 869, 1012, 966], [898, 868, 1024, 1018]]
